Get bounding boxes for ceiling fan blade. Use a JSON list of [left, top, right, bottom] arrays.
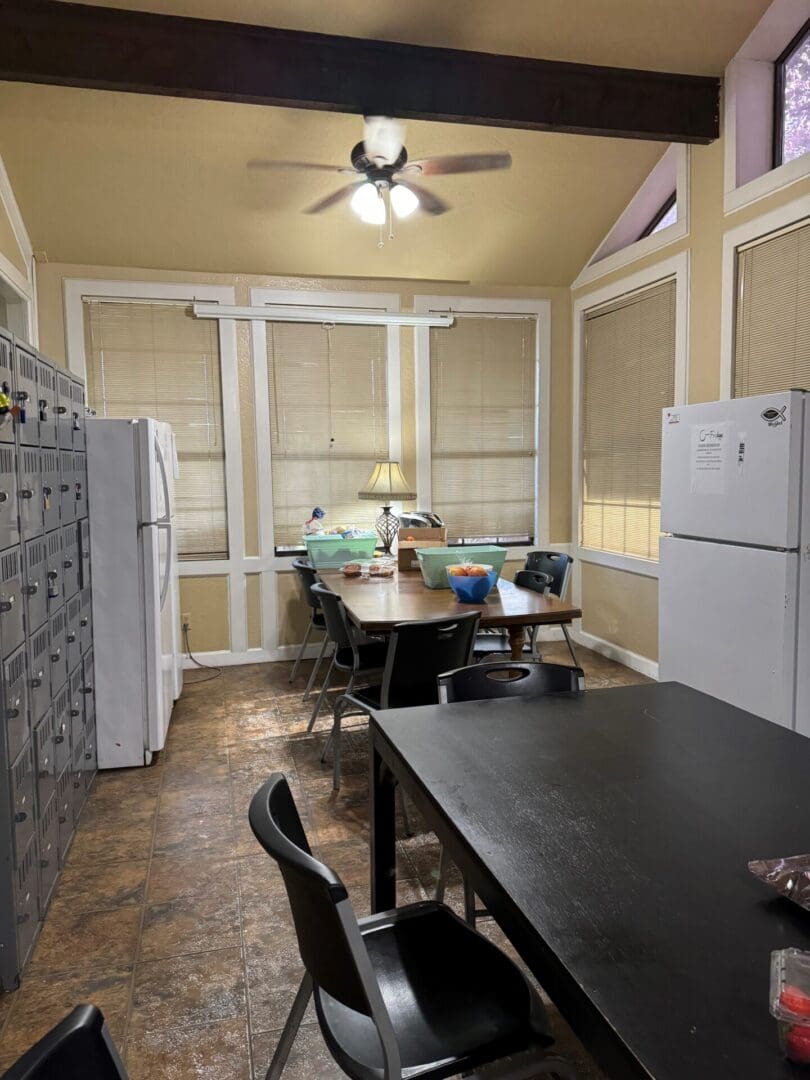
[[247, 159, 353, 174], [363, 116, 406, 166], [303, 184, 361, 214], [399, 181, 449, 216], [403, 152, 512, 177]]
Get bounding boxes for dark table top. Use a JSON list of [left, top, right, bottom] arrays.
[[371, 682, 810, 1079]]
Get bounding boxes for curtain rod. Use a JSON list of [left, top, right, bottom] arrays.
[[192, 303, 454, 328]]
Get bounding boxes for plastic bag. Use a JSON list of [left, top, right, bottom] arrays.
[[749, 855, 810, 911]]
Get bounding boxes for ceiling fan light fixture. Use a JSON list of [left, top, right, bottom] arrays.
[[351, 182, 386, 224], [390, 183, 419, 219]]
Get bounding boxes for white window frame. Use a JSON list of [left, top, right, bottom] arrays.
[[248, 286, 402, 657], [572, 145, 690, 289], [0, 154, 37, 344], [412, 295, 550, 560], [572, 251, 690, 579], [724, 0, 810, 214], [720, 192, 810, 398], [63, 277, 252, 655]]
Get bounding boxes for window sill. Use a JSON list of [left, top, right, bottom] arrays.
[[724, 152, 810, 215], [577, 546, 660, 578]]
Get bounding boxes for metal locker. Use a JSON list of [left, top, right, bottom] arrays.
[[81, 647, 94, 728], [37, 794, 59, 914], [71, 736, 86, 823], [55, 763, 73, 861], [68, 666, 83, 748], [11, 741, 35, 859], [75, 453, 88, 520], [0, 330, 15, 445], [27, 625, 51, 728], [0, 446, 19, 552], [61, 524, 80, 600], [3, 646, 28, 765], [0, 548, 24, 659], [45, 530, 63, 614], [36, 356, 58, 449], [55, 370, 73, 450], [12, 342, 38, 447], [82, 725, 96, 796], [65, 593, 82, 675], [23, 537, 48, 635], [70, 380, 86, 452], [15, 836, 38, 970], [49, 608, 67, 695], [52, 683, 70, 775], [79, 588, 92, 655], [18, 447, 43, 543], [33, 709, 55, 814], [78, 519, 90, 591], [58, 450, 76, 527], [40, 449, 60, 533]]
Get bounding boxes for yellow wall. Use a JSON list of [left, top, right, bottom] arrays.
[[572, 142, 810, 663]]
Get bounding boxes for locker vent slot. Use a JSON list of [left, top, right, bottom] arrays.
[[0, 447, 13, 474], [1, 548, 20, 580], [32, 626, 49, 655], [8, 649, 25, 684]]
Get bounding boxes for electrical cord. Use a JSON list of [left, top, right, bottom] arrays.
[[182, 623, 223, 683]]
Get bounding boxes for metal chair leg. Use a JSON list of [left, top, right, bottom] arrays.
[[308, 655, 335, 732], [463, 878, 477, 926], [436, 844, 452, 903], [288, 620, 312, 684], [303, 633, 328, 701], [265, 972, 313, 1079], [332, 707, 342, 792], [561, 623, 578, 665]]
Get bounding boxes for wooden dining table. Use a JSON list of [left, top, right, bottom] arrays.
[[319, 568, 581, 659]]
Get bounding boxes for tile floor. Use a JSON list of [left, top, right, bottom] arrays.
[[0, 642, 650, 1078]]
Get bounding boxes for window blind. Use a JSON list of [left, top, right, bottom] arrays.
[[83, 299, 228, 560], [734, 220, 810, 397], [266, 321, 389, 550], [581, 279, 676, 561], [429, 315, 536, 544]]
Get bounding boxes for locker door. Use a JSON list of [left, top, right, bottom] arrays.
[[34, 709, 56, 813], [10, 742, 35, 858], [13, 342, 39, 447], [49, 608, 67, 695], [0, 446, 19, 552], [78, 519, 91, 590], [55, 763, 73, 861], [75, 453, 88, 520], [82, 647, 94, 729], [62, 526, 80, 601], [0, 549, 25, 659], [52, 683, 70, 774], [0, 330, 14, 444], [27, 624, 51, 728], [3, 646, 28, 764], [79, 588, 92, 655], [23, 537, 48, 635], [14, 837, 38, 968], [37, 794, 59, 913], [18, 448, 43, 543], [65, 593, 82, 674], [36, 356, 58, 449], [71, 380, 86, 451], [41, 449, 60, 533], [56, 371, 73, 450], [45, 530, 63, 615], [58, 451, 76, 526], [69, 665, 83, 748]]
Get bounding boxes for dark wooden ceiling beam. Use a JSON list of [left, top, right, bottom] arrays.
[[0, 0, 720, 143]]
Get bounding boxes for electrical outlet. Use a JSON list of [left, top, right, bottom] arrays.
[[182, 612, 191, 628]]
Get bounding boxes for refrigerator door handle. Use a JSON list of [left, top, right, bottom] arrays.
[[153, 433, 172, 527], [157, 520, 173, 612]]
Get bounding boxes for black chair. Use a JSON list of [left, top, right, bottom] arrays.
[[434, 660, 584, 924], [289, 559, 329, 701], [1, 1005, 127, 1079], [307, 582, 388, 733], [249, 774, 577, 1080], [328, 612, 481, 791], [472, 570, 552, 661], [523, 551, 578, 664]]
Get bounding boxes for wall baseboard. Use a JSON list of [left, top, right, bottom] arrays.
[[570, 627, 659, 680], [182, 648, 274, 669]]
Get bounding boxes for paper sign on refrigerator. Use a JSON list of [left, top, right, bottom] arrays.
[[690, 422, 731, 495]]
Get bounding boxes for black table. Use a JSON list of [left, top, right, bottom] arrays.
[[369, 682, 810, 1080]]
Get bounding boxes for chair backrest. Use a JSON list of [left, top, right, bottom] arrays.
[[291, 558, 322, 612], [437, 660, 585, 703], [310, 582, 353, 650], [1, 1005, 127, 1079], [380, 611, 480, 709], [248, 774, 371, 1014], [524, 551, 573, 598], [514, 569, 552, 595]]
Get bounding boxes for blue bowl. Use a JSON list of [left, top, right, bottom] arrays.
[[447, 569, 498, 603]]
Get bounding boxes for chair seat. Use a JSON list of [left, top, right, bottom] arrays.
[[315, 901, 551, 1080], [334, 641, 389, 673]]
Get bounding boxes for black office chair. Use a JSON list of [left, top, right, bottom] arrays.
[[307, 582, 388, 733], [328, 612, 481, 791], [249, 774, 577, 1080], [472, 571, 553, 661], [288, 559, 329, 701], [434, 660, 584, 924], [524, 551, 578, 664], [1, 1005, 127, 1079]]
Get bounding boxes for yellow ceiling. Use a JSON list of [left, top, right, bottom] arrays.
[[51, 0, 771, 75]]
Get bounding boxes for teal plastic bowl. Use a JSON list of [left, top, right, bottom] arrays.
[[447, 568, 498, 603]]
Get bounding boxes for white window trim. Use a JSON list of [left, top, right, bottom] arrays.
[[719, 192, 810, 398], [412, 294, 551, 561], [723, 0, 810, 214], [248, 286, 402, 657], [572, 145, 690, 290], [572, 250, 690, 579], [0, 153, 37, 344]]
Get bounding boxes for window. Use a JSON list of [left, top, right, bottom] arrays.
[[83, 299, 228, 560], [428, 315, 536, 545], [266, 321, 389, 552], [775, 19, 810, 166], [639, 193, 677, 240], [734, 220, 810, 397], [581, 279, 676, 561]]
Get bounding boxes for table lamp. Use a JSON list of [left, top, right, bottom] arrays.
[[358, 461, 417, 554]]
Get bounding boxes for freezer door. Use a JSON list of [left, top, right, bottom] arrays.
[[661, 391, 806, 548], [659, 536, 799, 729]]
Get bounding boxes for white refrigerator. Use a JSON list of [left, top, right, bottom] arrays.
[[659, 390, 810, 736], [86, 418, 184, 767]]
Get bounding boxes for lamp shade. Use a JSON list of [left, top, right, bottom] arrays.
[[358, 461, 416, 502]]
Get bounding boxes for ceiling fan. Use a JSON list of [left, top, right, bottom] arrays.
[[247, 116, 512, 238]]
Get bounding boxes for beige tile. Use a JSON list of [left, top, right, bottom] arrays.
[[26, 902, 141, 976], [140, 882, 241, 962], [130, 948, 246, 1034], [65, 813, 155, 866], [252, 1024, 344, 1080], [147, 852, 237, 904], [54, 858, 149, 913], [126, 1018, 251, 1080]]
